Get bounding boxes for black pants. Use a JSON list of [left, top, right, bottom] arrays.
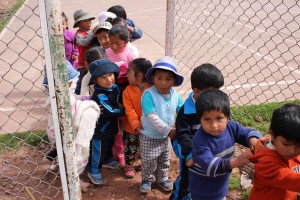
[[169, 158, 190, 200]]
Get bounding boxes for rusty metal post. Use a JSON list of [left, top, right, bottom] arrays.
[[165, 0, 175, 56], [38, 0, 81, 199]]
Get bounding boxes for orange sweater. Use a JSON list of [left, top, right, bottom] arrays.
[[249, 136, 300, 200], [122, 83, 151, 134]]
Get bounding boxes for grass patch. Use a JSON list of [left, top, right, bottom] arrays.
[[231, 100, 300, 135], [241, 187, 252, 200], [0, 0, 25, 32], [0, 130, 48, 154], [229, 176, 241, 191]]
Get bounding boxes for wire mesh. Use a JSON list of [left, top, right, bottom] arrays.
[[171, 0, 300, 132], [0, 0, 63, 199]]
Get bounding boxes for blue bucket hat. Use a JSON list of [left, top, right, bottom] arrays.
[[145, 56, 184, 87], [66, 61, 80, 83], [42, 60, 79, 87], [88, 59, 120, 85]]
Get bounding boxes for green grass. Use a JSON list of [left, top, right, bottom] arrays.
[[229, 176, 241, 191], [231, 100, 300, 135], [0, 130, 48, 154], [241, 188, 252, 200], [0, 0, 25, 32]]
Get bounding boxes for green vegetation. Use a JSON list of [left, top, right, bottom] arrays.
[[241, 188, 252, 200], [229, 176, 241, 191], [0, 0, 25, 32], [0, 130, 48, 154], [231, 100, 300, 135]]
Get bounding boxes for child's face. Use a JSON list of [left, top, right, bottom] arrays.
[[271, 134, 300, 160], [109, 35, 127, 54], [77, 19, 92, 31], [96, 30, 110, 49], [94, 73, 115, 89], [200, 110, 228, 136], [127, 65, 136, 85], [152, 70, 175, 94], [127, 65, 139, 86], [62, 18, 68, 30]]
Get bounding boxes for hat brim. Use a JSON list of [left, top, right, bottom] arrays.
[[88, 63, 120, 85], [73, 16, 95, 28], [93, 26, 111, 34], [145, 67, 184, 87]]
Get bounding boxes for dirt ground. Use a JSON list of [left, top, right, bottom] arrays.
[[0, 143, 242, 200]]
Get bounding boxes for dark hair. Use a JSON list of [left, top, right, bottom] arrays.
[[108, 25, 129, 41], [107, 5, 127, 19], [191, 63, 224, 90], [195, 90, 230, 119], [270, 103, 300, 143], [85, 46, 103, 65], [111, 17, 127, 27], [62, 12, 69, 29], [129, 58, 152, 80]]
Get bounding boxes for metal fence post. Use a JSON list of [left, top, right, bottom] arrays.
[[38, 0, 81, 199], [165, 0, 175, 56]]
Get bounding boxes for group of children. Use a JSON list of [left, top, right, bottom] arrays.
[[44, 4, 300, 200]]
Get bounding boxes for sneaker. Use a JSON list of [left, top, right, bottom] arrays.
[[102, 160, 119, 169], [158, 180, 173, 192], [140, 180, 152, 193], [124, 165, 136, 178], [87, 172, 106, 185]]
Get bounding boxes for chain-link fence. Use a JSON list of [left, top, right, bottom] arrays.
[[1, 0, 300, 199], [168, 0, 300, 132], [0, 0, 66, 199]]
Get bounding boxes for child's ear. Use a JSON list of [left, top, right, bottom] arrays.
[[193, 88, 200, 94], [137, 72, 143, 80]]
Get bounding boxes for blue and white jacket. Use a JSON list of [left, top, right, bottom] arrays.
[[141, 86, 182, 139]]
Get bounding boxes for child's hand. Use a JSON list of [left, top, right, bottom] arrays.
[[230, 149, 253, 169], [127, 25, 135, 33], [71, 54, 77, 61], [99, 104, 104, 114], [168, 128, 176, 139], [240, 162, 254, 179], [135, 126, 143, 134], [186, 158, 194, 167], [249, 137, 258, 153]]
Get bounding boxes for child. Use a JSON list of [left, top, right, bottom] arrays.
[[98, 11, 116, 23], [92, 22, 112, 57], [111, 18, 139, 57], [44, 61, 79, 166], [190, 90, 261, 200], [106, 24, 138, 168], [139, 56, 184, 193], [43, 61, 100, 189], [87, 59, 124, 185], [73, 9, 95, 95], [249, 103, 300, 200], [62, 12, 78, 69], [170, 63, 225, 200], [122, 58, 152, 178], [80, 46, 104, 96], [107, 5, 142, 42], [106, 24, 137, 64]]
